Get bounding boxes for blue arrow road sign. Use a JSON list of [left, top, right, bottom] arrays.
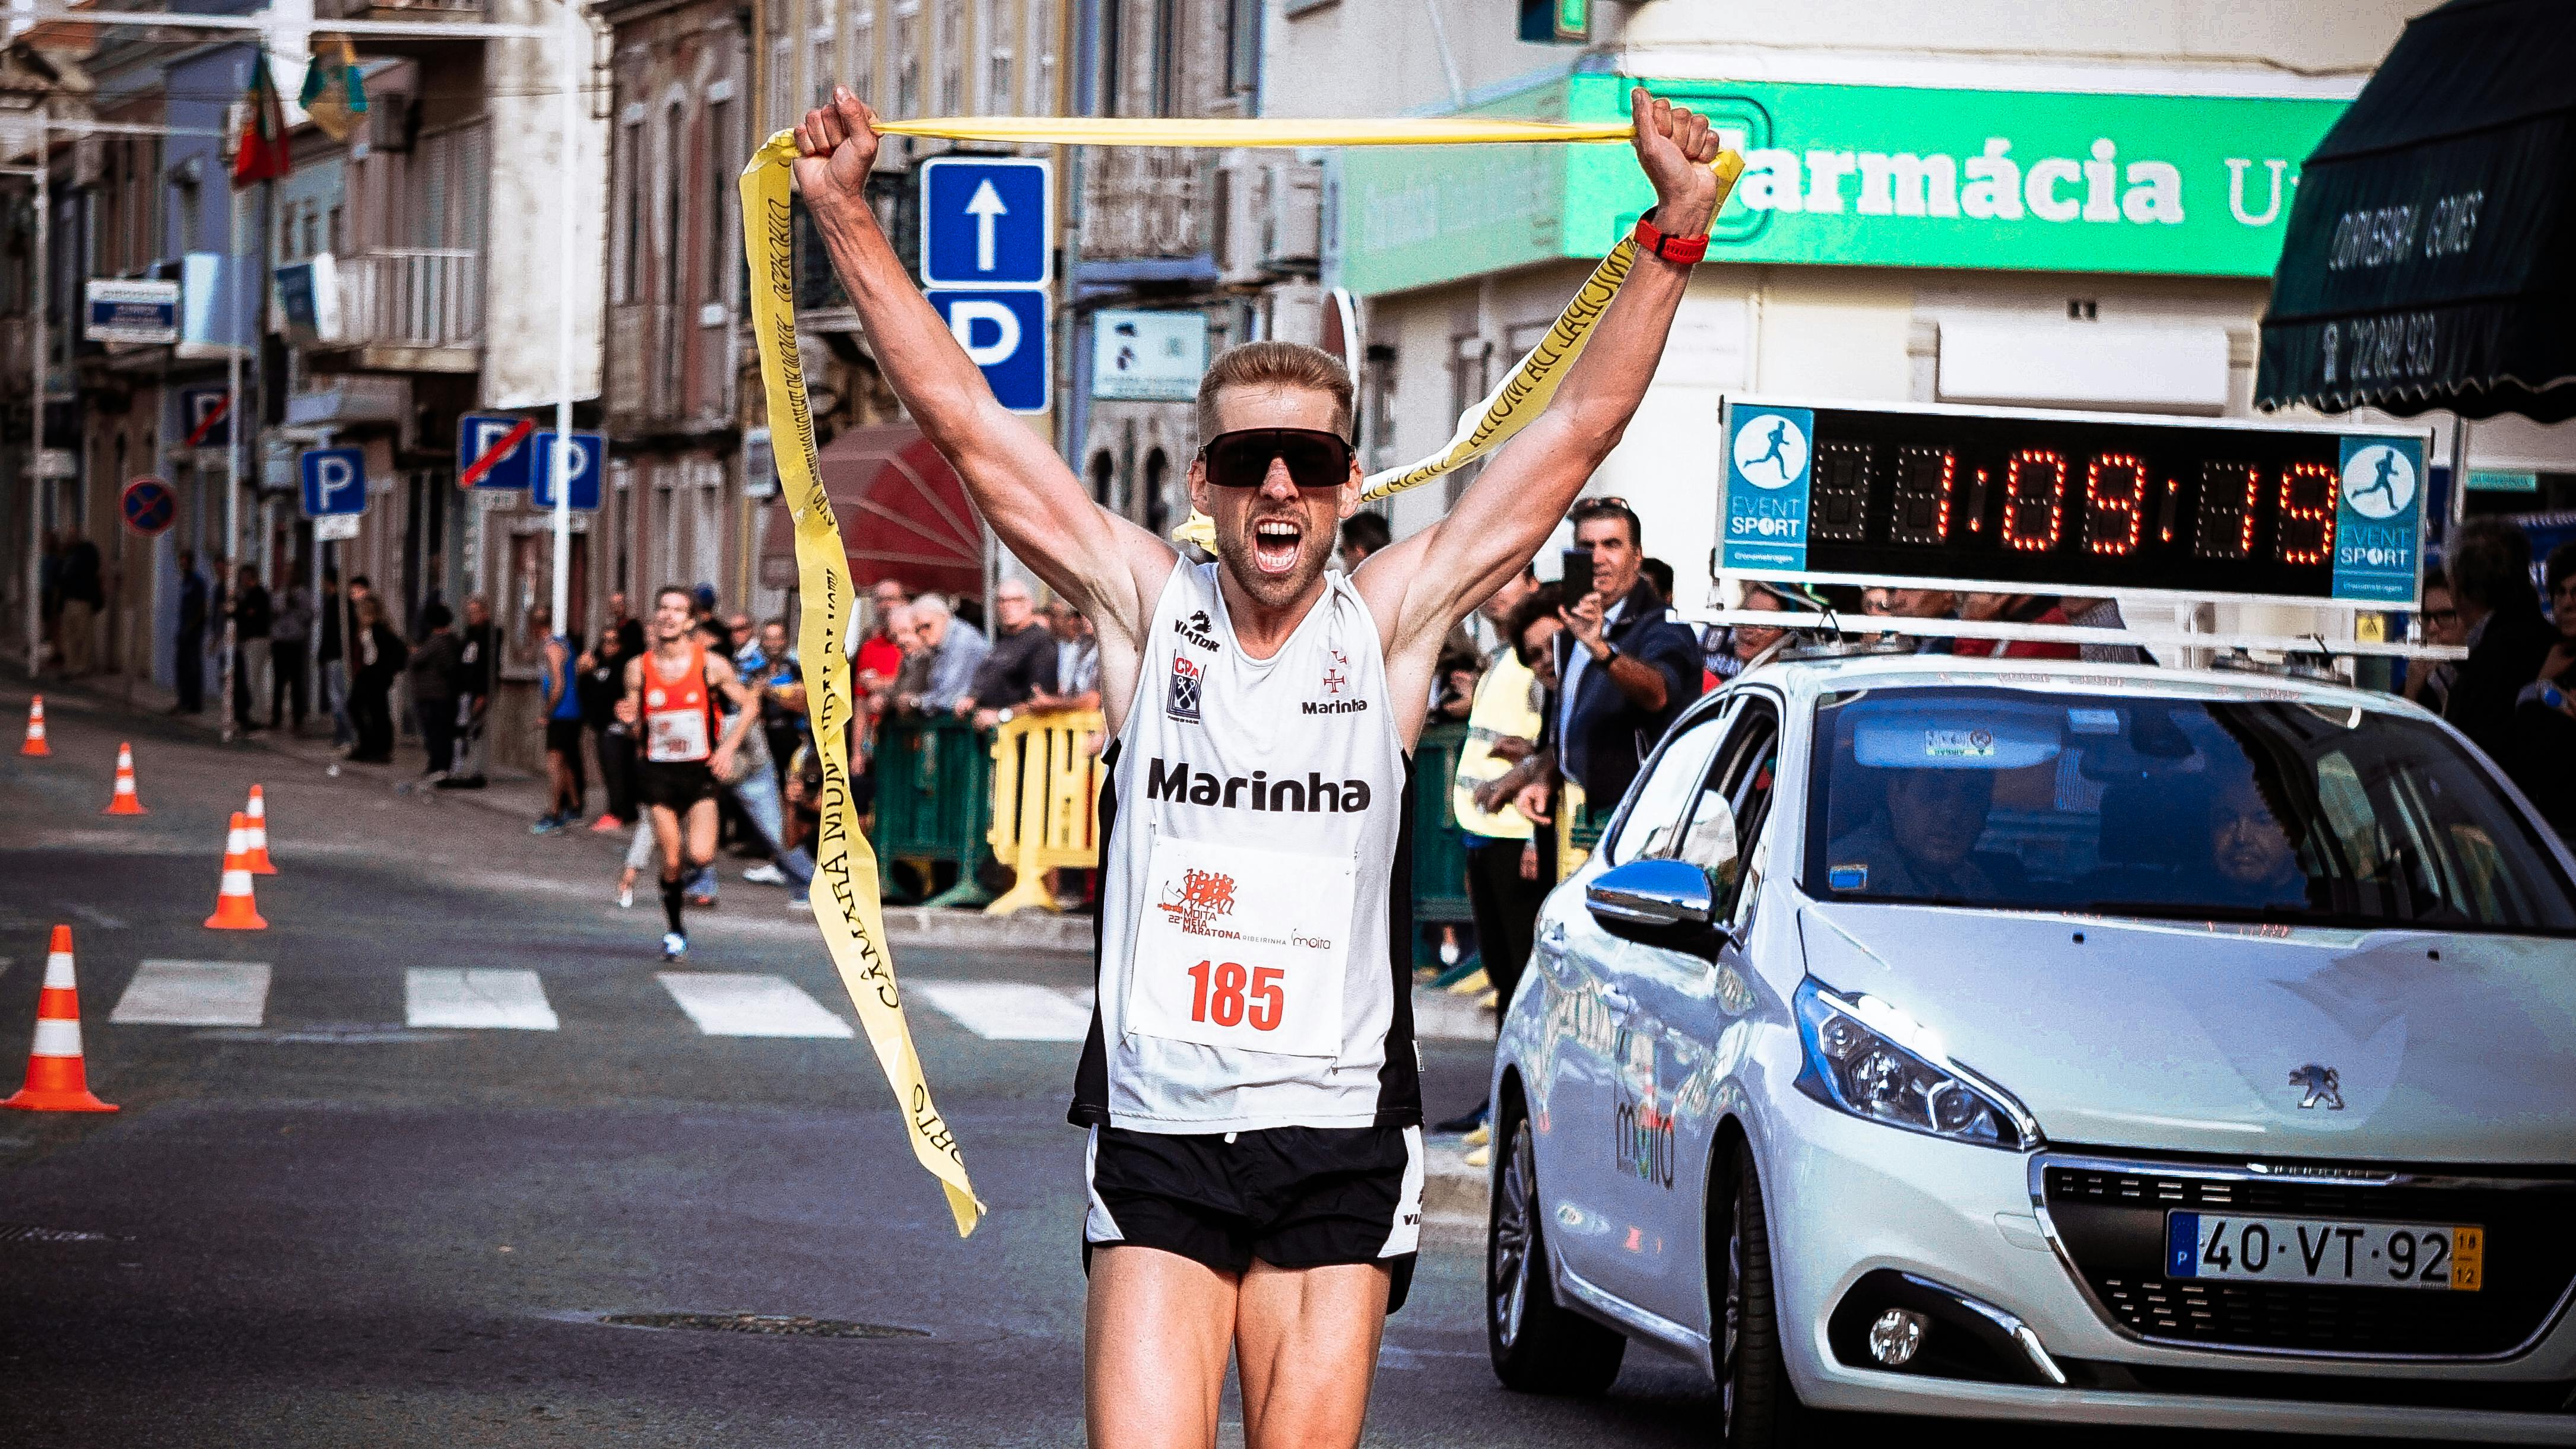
[[921, 157, 1051, 289], [928, 290, 1050, 414], [458, 412, 535, 490], [300, 446, 368, 518], [529, 431, 607, 511]]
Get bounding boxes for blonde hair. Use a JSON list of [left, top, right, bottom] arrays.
[[1195, 341, 1354, 442]]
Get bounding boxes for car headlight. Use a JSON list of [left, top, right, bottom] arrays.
[[1794, 978, 2036, 1150]]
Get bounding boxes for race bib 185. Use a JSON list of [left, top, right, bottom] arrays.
[[1126, 833, 1354, 1059]]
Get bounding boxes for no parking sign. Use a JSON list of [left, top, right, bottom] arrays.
[[120, 476, 176, 537]]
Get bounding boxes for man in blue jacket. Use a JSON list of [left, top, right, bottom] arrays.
[[1553, 495, 1703, 818]]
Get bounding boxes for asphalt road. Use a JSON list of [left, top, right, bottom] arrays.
[[0, 682, 2482, 1447]]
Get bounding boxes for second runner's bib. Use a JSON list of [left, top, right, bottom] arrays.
[[1070, 562, 1422, 1135]]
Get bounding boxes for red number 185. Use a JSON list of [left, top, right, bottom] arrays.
[[1188, 959, 1284, 1031]]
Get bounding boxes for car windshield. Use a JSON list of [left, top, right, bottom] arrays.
[[1804, 685, 2576, 935]]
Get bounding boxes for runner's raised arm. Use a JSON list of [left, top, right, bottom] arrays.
[[789, 93, 1172, 650]]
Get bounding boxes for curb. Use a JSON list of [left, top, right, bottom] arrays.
[[1423, 1139, 1490, 1229], [881, 904, 1092, 953]]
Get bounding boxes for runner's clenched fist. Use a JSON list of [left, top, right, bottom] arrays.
[[1629, 84, 1725, 236], [793, 87, 880, 215]]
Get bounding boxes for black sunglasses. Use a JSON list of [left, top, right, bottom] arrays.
[[1197, 428, 1354, 490]]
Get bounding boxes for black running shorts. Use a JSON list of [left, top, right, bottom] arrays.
[[544, 717, 585, 755], [637, 760, 718, 811], [1083, 1124, 1423, 1313]]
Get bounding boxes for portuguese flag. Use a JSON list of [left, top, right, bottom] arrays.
[[231, 51, 291, 188]]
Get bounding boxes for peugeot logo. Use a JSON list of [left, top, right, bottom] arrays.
[[2288, 1063, 2344, 1111]]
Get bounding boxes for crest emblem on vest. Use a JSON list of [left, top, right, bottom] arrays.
[[1166, 654, 1203, 723], [1322, 646, 1349, 696], [1175, 609, 1222, 653], [646, 688, 666, 707], [2288, 1063, 2343, 1111]]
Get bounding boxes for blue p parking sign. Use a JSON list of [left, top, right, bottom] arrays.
[[928, 290, 1051, 414], [300, 446, 367, 518]]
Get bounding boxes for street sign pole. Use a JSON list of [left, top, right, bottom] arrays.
[[221, 160, 244, 743], [311, 425, 334, 733], [550, 0, 579, 639], [23, 104, 42, 680]]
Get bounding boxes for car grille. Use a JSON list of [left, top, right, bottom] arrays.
[[2039, 1154, 2576, 1358]]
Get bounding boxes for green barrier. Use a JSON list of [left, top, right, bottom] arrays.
[[1411, 722, 1473, 927], [870, 716, 994, 900]]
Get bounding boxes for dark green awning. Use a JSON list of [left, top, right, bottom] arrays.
[[2257, 0, 2576, 422]]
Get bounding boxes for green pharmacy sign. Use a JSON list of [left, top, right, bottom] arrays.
[[1339, 75, 2349, 295]]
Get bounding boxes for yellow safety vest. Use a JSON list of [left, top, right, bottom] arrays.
[[1451, 652, 1543, 841]]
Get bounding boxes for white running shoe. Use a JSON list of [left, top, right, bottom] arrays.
[[618, 885, 634, 909], [741, 863, 788, 886], [661, 932, 687, 962]]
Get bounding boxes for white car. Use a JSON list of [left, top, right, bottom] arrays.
[[1485, 648, 2576, 1445]]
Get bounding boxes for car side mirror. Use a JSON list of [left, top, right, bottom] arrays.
[[1587, 857, 1713, 926], [1585, 858, 1723, 958]]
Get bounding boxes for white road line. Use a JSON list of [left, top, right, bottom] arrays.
[[110, 960, 271, 1026], [657, 973, 855, 1039], [405, 968, 559, 1031], [912, 981, 1093, 1041]]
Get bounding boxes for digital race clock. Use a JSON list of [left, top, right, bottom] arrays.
[[1718, 399, 2431, 608]]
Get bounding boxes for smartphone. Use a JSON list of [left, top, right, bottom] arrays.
[[1560, 545, 1595, 595]]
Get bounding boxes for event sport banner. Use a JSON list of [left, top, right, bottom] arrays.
[[741, 116, 1741, 1232]]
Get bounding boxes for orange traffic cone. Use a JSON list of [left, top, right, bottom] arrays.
[[103, 742, 148, 815], [19, 695, 47, 757], [2, 925, 118, 1113], [242, 785, 276, 875], [205, 812, 268, 930]]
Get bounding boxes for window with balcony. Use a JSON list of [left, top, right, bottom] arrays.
[[617, 114, 642, 303], [895, 4, 922, 117], [1226, 0, 1258, 94], [1152, 0, 1179, 117], [810, 0, 835, 105], [663, 102, 686, 307], [707, 96, 732, 308]]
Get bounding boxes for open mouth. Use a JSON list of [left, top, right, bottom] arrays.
[[1250, 517, 1302, 577]]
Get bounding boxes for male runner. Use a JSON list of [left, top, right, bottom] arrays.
[[794, 85, 1722, 1449], [624, 585, 759, 961]]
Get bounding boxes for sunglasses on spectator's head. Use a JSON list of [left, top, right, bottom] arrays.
[[1197, 428, 1354, 490]]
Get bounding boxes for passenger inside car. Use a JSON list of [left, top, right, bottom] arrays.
[[1825, 767, 1999, 899], [2206, 770, 2314, 908]]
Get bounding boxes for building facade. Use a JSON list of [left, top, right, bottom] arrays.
[[1264, 0, 2576, 635]]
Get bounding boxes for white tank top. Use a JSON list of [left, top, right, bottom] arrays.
[[1070, 561, 1422, 1135]]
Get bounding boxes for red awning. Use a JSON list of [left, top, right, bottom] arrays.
[[763, 424, 987, 599]]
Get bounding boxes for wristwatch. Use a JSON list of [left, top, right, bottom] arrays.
[[1632, 208, 1709, 265]]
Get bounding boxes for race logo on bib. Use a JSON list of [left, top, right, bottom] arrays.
[[1157, 867, 1237, 934], [1167, 654, 1203, 722]]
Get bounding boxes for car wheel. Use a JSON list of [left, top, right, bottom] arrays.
[[1486, 1107, 1626, 1395], [1713, 1139, 1806, 1448]]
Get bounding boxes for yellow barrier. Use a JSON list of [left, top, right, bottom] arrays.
[[984, 711, 1109, 916], [1555, 779, 1591, 886]]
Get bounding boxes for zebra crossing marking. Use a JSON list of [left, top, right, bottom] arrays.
[[912, 981, 1092, 1042], [111, 960, 271, 1026], [405, 968, 559, 1031], [656, 972, 856, 1039]]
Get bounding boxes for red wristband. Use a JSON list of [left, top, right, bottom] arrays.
[[1632, 209, 1708, 265]]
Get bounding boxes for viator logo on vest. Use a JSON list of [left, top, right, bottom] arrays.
[[1174, 609, 1222, 653], [1146, 757, 1373, 813]]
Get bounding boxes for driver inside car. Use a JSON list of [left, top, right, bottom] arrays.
[[1827, 767, 1998, 899], [2206, 770, 2312, 908]]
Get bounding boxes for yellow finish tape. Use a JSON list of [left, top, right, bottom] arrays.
[[742, 131, 984, 1238], [873, 115, 1638, 148]]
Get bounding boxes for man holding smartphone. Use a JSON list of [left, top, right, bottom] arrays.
[[1555, 496, 1705, 819], [792, 84, 1724, 1449]]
